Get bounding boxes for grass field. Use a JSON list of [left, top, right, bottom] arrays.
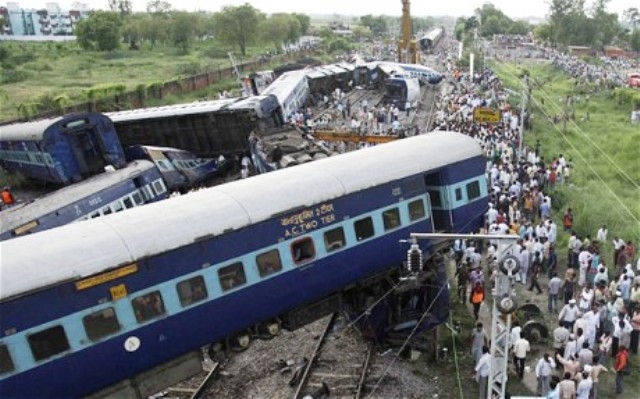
[[490, 59, 640, 246], [488, 59, 640, 398], [0, 40, 326, 121]]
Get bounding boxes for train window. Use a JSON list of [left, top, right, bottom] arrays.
[[354, 217, 375, 241], [28, 325, 70, 361], [101, 206, 112, 216], [324, 227, 346, 252], [383, 208, 402, 231], [466, 181, 481, 200], [455, 188, 463, 201], [132, 291, 166, 323], [256, 249, 282, 277], [152, 179, 167, 196], [157, 160, 170, 171], [0, 344, 15, 375], [218, 263, 247, 291], [292, 238, 316, 264], [177, 276, 209, 306], [83, 307, 121, 341], [90, 212, 100, 219], [123, 196, 134, 209], [132, 191, 144, 205], [409, 200, 426, 221], [427, 189, 442, 208], [111, 201, 124, 213]]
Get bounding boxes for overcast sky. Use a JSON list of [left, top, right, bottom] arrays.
[[5, 0, 638, 19]]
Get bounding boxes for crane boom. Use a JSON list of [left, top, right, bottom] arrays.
[[397, 0, 417, 63]]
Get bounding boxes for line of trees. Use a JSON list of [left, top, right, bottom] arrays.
[[455, 3, 532, 42], [75, 2, 311, 55], [536, 1, 639, 51]]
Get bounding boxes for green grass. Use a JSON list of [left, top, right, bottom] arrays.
[[490, 60, 640, 244], [0, 40, 297, 121]]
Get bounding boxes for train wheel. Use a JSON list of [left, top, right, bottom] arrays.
[[257, 320, 281, 340], [207, 342, 227, 362], [229, 330, 252, 352]]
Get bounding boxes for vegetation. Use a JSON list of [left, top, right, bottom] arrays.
[[490, 60, 640, 243], [535, 0, 637, 50], [455, 3, 531, 42]]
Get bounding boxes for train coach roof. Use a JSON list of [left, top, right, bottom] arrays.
[[0, 160, 156, 237], [0, 113, 107, 142], [0, 131, 482, 301], [106, 98, 240, 122]]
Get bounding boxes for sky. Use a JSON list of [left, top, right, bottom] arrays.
[[4, 0, 638, 20]]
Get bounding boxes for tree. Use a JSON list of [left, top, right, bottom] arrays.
[[147, 0, 172, 15], [259, 14, 290, 51], [108, 0, 132, 16], [631, 29, 640, 51], [213, 4, 264, 56], [139, 15, 167, 48], [351, 25, 373, 42], [170, 12, 196, 53], [292, 13, 311, 36], [623, 7, 639, 29], [286, 15, 302, 45], [360, 15, 386, 37], [75, 11, 123, 51]]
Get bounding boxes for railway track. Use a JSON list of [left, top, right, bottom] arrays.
[[293, 314, 384, 399]]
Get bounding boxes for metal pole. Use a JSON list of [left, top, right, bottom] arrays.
[[410, 233, 519, 399], [519, 74, 528, 154]]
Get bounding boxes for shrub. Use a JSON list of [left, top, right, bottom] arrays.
[[1, 68, 32, 84]]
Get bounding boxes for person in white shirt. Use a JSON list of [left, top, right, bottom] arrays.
[[596, 225, 608, 243], [535, 353, 556, 395], [475, 346, 491, 399], [513, 336, 530, 380], [575, 371, 593, 399], [559, 300, 581, 330]]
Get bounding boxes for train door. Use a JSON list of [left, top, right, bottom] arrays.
[[424, 172, 452, 232], [66, 124, 109, 177]]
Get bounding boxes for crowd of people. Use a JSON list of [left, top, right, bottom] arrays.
[[548, 49, 637, 89], [429, 49, 640, 398]]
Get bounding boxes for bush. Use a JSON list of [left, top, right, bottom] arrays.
[[202, 46, 229, 59], [1, 68, 32, 84]]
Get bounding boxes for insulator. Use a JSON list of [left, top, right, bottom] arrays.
[[407, 244, 423, 273]]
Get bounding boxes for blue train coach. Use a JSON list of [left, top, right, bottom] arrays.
[[0, 160, 168, 241], [0, 113, 126, 185], [0, 131, 488, 398]]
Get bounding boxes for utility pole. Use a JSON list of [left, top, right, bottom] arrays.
[[519, 74, 528, 154], [228, 52, 244, 97], [409, 232, 520, 399]]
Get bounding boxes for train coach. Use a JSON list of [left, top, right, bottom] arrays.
[[0, 131, 488, 398], [0, 160, 168, 241], [107, 96, 282, 158], [419, 27, 445, 53], [0, 113, 126, 185]]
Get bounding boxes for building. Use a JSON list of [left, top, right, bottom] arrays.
[[0, 2, 90, 37]]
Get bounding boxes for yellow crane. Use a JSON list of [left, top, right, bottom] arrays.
[[397, 0, 417, 64]]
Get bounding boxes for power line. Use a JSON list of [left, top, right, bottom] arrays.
[[489, 58, 640, 240], [526, 74, 640, 190]]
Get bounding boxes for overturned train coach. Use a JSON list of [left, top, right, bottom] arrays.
[[0, 131, 488, 398], [0, 113, 126, 185]]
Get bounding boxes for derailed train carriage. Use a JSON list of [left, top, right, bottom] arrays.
[[0, 131, 488, 398], [107, 96, 282, 158], [0, 113, 126, 185]]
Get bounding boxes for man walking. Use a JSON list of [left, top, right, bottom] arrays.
[[535, 353, 555, 395], [614, 345, 629, 394], [549, 272, 563, 312], [475, 346, 491, 399], [513, 335, 531, 380]]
